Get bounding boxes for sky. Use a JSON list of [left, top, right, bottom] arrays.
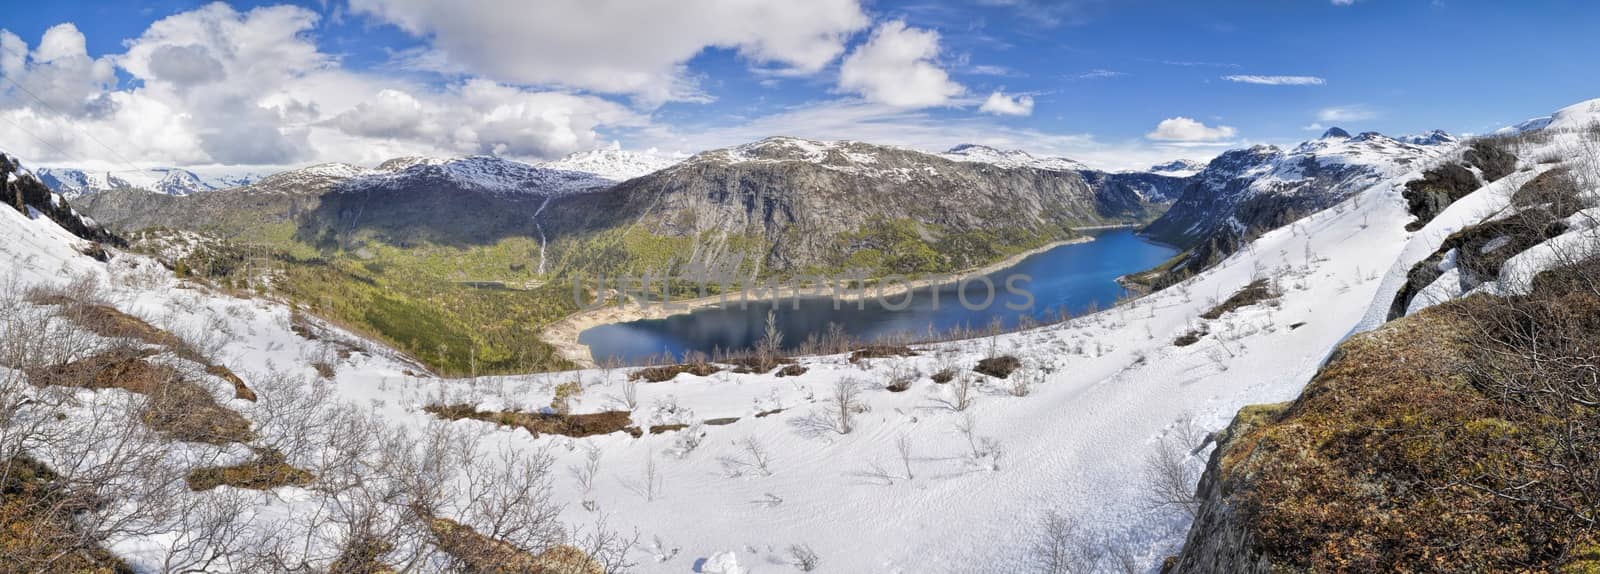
[[0, 0, 1596, 172]]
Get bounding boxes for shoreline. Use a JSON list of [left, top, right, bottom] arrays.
[[540, 236, 1094, 367]]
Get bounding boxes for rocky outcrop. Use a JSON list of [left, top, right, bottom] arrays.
[[1167, 403, 1288, 574]]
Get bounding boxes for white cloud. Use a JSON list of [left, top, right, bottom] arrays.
[[0, 24, 117, 116], [838, 21, 964, 108], [1317, 105, 1378, 122], [0, 4, 652, 169], [1146, 117, 1237, 142], [1222, 75, 1326, 86], [978, 91, 1034, 116], [1077, 69, 1125, 80], [1332, 0, 1356, 5], [348, 0, 870, 104], [637, 100, 1221, 172]]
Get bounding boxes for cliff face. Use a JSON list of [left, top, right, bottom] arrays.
[[574, 138, 1167, 277], [1169, 403, 1287, 574]]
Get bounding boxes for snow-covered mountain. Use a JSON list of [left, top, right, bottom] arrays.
[[344, 155, 614, 195], [1140, 126, 1458, 282], [940, 143, 1089, 171], [1147, 159, 1208, 178], [538, 145, 681, 182], [34, 167, 263, 197]]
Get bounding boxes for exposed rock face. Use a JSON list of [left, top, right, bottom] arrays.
[[1168, 404, 1287, 574], [572, 137, 1167, 276]]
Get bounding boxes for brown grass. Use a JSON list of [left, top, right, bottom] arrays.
[[774, 364, 808, 377], [1212, 265, 1600, 572], [205, 365, 256, 401], [425, 516, 600, 574], [424, 405, 640, 439], [974, 355, 1021, 379], [327, 534, 397, 574], [1199, 279, 1277, 320], [628, 362, 720, 382], [185, 449, 314, 492], [0, 456, 134, 574], [25, 349, 254, 445], [848, 344, 918, 363], [930, 368, 956, 384]]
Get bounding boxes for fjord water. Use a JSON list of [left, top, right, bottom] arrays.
[[579, 229, 1177, 364]]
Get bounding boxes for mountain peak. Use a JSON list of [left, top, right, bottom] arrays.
[[1148, 159, 1207, 176], [539, 146, 681, 182], [1321, 127, 1352, 139]]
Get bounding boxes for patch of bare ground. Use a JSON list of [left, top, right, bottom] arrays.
[[973, 355, 1021, 379], [424, 405, 644, 439], [848, 344, 918, 363], [27, 287, 259, 402], [628, 362, 721, 382], [185, 448, 314, 492], [1199, 279, 1278, 320], [425, 516, 601, 574], [0, 456, 134, 574], [25, 348, 253, 445]]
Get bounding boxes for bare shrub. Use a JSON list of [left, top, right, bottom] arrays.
[[717, 436, 774, 478], [1143, 416, 1208, 518], [787, 543, 820, 571], [1025, 510, 1104, 573], [823, 378, 864, 434]]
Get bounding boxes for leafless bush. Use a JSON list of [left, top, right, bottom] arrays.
[[787, 543, 820, 571], [946, 374, 979, 411], [1143, 416, 1208, 519], [823, 378, 864, 434], [717, 436, 773, 478], [1025, 510, 1104, 574], [570, 443, 603, 511]]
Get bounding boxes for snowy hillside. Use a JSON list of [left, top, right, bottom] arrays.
[[2, 98, 1596, 573], [34, 166, 264, 197], [540, 145, 682, 182], [940, 143, 1089, 172]]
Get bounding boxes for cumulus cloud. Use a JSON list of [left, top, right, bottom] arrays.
[[146, 44, 226, 86], [1317, 105, 1378, 122], [0, 4, 653, 168], [1222, 75, 1326, 86], [838, 21, 964, 108], [348, 0, 870, 104], [1146, 117, 1237, 142], [979, 91, 1034, 116], [638, 99, 1211, 172], [0, 24, 117, 116]]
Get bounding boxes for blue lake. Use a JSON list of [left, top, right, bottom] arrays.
[[577, 229, 1178, 364]]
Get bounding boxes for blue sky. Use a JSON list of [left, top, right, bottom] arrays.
[[1, 0, 1596, 171]]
